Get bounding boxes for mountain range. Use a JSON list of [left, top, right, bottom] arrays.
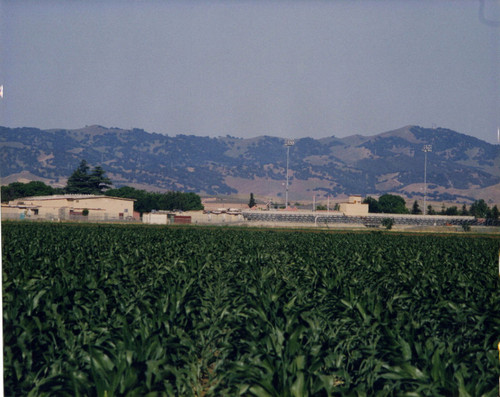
[[1, 125, 499, 203]]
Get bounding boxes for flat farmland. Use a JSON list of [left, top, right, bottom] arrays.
[[2, 223, 500, 396]]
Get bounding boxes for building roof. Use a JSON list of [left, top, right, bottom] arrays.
[[13, 194, 135, 202], [1, 203, 40, 209]]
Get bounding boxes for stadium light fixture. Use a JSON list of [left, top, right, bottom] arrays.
[[423, 145, 432, 215], [285, 139, 295, 208]]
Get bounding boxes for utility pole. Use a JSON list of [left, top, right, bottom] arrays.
[[284, 139, 294, 208], [423, 145, 432, 215]]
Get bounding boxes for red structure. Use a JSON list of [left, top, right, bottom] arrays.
[[174, 215, 191, 224]]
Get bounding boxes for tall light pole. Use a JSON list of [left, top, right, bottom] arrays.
[[285, 139, 295, 208], [423, 145, 432, 215]]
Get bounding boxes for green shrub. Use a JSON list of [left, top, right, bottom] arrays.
[[381, 217, 394, 229]]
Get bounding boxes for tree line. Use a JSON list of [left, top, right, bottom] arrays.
[[1, 160, 203, 213], [105, 186, 203, 214], [363, 194, 499, 220], [1, 160, 112, 201]]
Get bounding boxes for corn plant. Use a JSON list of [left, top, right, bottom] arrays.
[[3, 223, 500, 396]]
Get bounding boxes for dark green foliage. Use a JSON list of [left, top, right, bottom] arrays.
[[487, 205, 499, 221], [66, 160, 112, 194], [248, 192, 256, 208], [378, 194, 409, 214], [444, 206, 459, 216], [411, 200, 422, 215], [363, 196, 380, 213], [105, 186, 203, 213], [381, 218, 394, 229], [89, 166, 112, 194], [433, 200, 499, 221], [65, 159, 91, 193], [3, 224, 500, 396], [1, 181, 63, 202], [365, 194, 409, 214], [469, 199, 489, 218]]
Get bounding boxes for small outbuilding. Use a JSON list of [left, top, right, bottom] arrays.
[[142, 212, 192, 225], [339, 195, 369, 216]]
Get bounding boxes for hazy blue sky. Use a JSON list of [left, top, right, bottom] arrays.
[[1, 1, 499, 142]]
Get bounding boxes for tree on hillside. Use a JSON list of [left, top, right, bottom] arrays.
[[66, 160, 112, 194], [248, 193, 256, 208]]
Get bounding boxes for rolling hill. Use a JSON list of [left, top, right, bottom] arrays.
[[1, 125, 499, 203]]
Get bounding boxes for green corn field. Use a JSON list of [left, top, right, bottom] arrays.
[[2, 223, 500, 396]]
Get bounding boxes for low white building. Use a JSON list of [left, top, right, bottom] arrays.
[[142, 213, 169, 224], [339, 195, 369, 216]]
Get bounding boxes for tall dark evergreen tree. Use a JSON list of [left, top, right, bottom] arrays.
[[248, 192, 256, 208], [89, 166, 112, 193], [66, 160, 112, 194], [411, 200, 422, 214], [66, 160, 91, 194]]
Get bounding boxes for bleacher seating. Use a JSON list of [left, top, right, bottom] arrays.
[[242, 211, 478, 227]]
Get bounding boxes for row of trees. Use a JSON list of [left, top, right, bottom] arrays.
[[410, 199, 499, 220], [1, 160, 203, 213], [105, 186, 203, 213], [1, 160, 112, 202], [363, 194, 499, 220], [1, 181, 63, 202], [424, 199, 499, 220]]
